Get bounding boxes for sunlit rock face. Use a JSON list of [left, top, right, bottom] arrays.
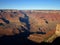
[[56, 24, 60, 36], [0, 10, 60, 43]]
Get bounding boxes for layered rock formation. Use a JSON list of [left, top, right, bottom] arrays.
[[0, 10, 60, 43]]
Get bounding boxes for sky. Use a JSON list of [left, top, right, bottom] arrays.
[[0, 0, 60, 10]]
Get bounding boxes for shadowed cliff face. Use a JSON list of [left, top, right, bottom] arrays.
[[19, 11, 30, 31], [0, 18, 10, 24], [0, 23, 4, 26], [0, 10, 60, 44]]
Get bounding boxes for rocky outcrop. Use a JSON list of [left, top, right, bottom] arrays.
[[55, 24, 60, 36]]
